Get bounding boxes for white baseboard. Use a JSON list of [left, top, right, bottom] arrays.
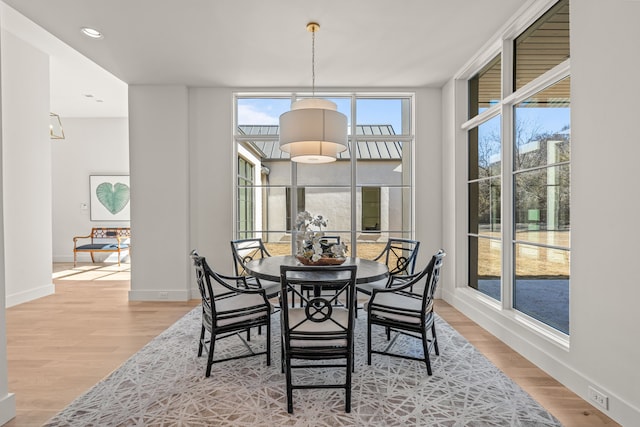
[[0, 392, 16, 425], [128, 289, 190, 301], [6, 284, 55, 308], [53, 254, 131, 263]]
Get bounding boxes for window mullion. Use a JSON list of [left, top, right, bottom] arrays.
[[350, 94, 358, 252], [501, 37, 514, 311]]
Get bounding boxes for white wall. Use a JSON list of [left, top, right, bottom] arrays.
[[51, 118, 129, 262], [188, 88, 234, 277], [568, 0, 640, 422], [441, 1, 640, 424], [0, 16, 16, 427], [128, 85, 190, 301], [414, 87, 444, 269], [1, 30, 53, 308]]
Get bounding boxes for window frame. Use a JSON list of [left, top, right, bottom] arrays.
[[232, 92, 416, 257], [458, 0, 571, 343]]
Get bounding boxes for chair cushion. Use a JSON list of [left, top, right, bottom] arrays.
[[356, 275, 413, 295], [76, 243, 129, 250], [364, 292, 432, 325], [355, 278, 387, 295], [214, 293, 270, 327], [258, 280, 280, 297], [285, 307, 349, 348], [244, 277, 280, 298], [101, 243, 130, 249]]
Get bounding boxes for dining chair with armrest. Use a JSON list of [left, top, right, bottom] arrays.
[[279, 264, 358, 414], [355, 238, 420, 315], [230, 238, 280, 298], [190, 250, 272, 378], [365, 249, 445, 375]]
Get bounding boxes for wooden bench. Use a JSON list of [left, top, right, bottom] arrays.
[[73, 227, 131, 267]]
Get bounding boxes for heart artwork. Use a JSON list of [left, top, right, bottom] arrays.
[[96, 182, 130, 215]]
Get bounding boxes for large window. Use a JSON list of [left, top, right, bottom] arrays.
[[234, 94, 414, 260], [513, 77, 570, 333], [468, 115, 502, 301], [465, 0, 570, 335]]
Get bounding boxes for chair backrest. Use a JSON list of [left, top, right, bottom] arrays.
[[191, 251, 216, 318], [375, 238, 420, 276], [422, 249, 446, 311], [279, 264, 357, 348], [230, 238, 272, 276], [319, 235, 340, 245], [319, 235, 341, 254], [371, 249, 445, 317]]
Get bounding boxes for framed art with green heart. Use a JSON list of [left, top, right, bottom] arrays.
[[90, 175, 131, 221]]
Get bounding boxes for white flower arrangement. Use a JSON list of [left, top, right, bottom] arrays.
[[295, 211, 348, 262]]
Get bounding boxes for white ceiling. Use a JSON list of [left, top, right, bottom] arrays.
[[0, 0, 530, 118]]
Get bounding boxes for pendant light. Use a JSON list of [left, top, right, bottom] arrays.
[[279, 22, 348, 164], [50, 113, 65, 139]]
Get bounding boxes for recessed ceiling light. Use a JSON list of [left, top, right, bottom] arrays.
[[81, 27, 103, 39], [84, 94, 94, 98]]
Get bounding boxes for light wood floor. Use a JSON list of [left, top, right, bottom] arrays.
[[3, 263, 617, 426]]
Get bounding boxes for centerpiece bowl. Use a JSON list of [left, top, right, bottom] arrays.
[[296, 255, 346, 266]]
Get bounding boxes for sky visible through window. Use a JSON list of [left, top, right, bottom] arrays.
[[479, 107, 570, 138], [238, 97, 403, 134], [239, 97, 568, 138]]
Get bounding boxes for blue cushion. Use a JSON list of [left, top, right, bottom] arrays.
[[102, 243, 129, 249], [76, 243, 129, 250]]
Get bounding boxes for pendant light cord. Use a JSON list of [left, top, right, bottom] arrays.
[[311, 27, 316, 98]]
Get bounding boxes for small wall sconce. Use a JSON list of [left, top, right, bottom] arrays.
[[50, 113, 65, 139]]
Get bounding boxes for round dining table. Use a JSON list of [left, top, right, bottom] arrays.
[[244, 255, 389, 284]]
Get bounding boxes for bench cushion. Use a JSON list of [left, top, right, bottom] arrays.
[[76, 243, 129, 250]]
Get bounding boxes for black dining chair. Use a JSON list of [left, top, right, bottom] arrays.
[[365, 249, 445, 375], [355, 238, 420, 315], [279, 264, 358, 414], [190, 250, 272, 377], [230, 238, 280, 298]]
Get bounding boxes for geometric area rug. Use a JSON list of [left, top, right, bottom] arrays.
[[44, 307, 562, 426]]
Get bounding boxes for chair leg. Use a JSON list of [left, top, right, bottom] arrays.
[[197, 325, 205, 357], [266, 320, 271, 366], [432, 322, 439, 355], [206, 333, 216, 378], [367, 318, 372, 365], [354, 291, 359, 318], [345, 353, 352, 413], [421, 326, 433, 376], [285, 353, 294, 413], [352, 341, 356, 373]]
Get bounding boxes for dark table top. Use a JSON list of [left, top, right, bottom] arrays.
[[245, 255, 389, 284]]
